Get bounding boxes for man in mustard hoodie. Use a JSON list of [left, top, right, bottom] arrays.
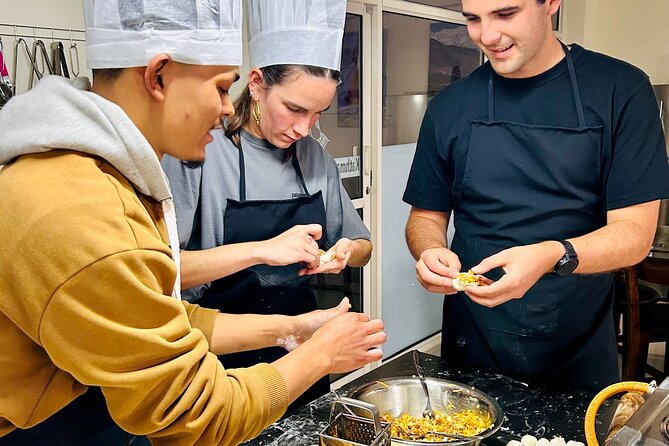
[[0, 1, 386, 445]]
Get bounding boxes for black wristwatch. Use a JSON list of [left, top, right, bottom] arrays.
[[553, 240, 579, 276]]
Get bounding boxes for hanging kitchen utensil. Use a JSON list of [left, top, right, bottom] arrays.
[[69, 41, 80, 77], [28, 39, 54, 88], [13, 38, 40, 94], [51, 41, 70, 78]]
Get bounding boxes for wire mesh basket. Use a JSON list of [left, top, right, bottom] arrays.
[[319, 396, 391, 446]]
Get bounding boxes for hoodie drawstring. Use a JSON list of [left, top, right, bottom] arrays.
[[161, 198, 182, 300]]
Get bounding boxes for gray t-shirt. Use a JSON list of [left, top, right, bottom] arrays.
[[162, 129, 370, 301]]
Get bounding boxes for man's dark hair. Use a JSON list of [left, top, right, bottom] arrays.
[[92, 68, 124, 83]]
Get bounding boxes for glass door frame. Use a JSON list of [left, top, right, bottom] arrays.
[[335, 0, 472, 387], [346, 1, 373, 328]]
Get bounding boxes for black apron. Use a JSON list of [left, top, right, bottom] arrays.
[[198, 143, 331, 411], [0, 388, 150, 446], [443, 43, 618, 391]]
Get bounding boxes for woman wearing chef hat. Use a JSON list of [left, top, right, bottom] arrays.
[[162, 0, 373, 411]]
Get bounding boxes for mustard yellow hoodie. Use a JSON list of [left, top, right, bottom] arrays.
[[0, 77, 289, 445]]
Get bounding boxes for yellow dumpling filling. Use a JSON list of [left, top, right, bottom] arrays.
[[382, 408, 492, 442], [457, 270, 483, 286]]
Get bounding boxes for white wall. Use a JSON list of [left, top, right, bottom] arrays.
[[562, 0, 669, 84], [0, 0, 88, 94], [0, 0, 83, 27]]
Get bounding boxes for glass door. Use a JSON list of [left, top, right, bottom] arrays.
[[377, 3, 482, 358], [310, 3, 372, 322]]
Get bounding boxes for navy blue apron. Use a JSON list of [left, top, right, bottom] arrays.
[[197, 143, 331, 411], [0, 387, 150, 446], [443, 43, 618, 391]]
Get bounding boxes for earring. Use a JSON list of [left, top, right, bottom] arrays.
[[252, 96, 262, 126]]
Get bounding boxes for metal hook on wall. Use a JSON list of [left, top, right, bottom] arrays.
[[13, 38, 39, 94], [68, 29, 80, 77], [34, 40, 54, 74]]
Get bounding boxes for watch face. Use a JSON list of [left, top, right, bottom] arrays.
[[557, 259, 578, 276]]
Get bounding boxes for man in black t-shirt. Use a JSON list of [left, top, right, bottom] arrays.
[[403, 0, 669, 391]]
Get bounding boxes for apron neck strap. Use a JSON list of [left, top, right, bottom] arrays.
[[238, 141, 310, 202], [290, 145, 311, 196], [561, 41, 586, 127], [487, 40, 586, 128]]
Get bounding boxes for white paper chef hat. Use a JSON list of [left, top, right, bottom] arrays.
[[83, 0, 243, 68], [248, 0, 347, 71]]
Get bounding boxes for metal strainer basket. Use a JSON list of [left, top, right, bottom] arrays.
[[319, 396, 391, 446]]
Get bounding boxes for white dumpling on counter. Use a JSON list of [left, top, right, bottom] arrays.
[[550, 437, 566, 446], [537, 438, 551, 446], [508, 436, 584, 446], [521, 435, 538, 446]]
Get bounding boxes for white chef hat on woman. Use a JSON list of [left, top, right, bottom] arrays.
[[248, 0, 347, 71], [83, 0, 243, 68]]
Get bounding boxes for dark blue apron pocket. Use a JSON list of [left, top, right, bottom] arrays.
[[455, 236, 569, 339]]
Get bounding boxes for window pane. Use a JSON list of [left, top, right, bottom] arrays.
[[316, 13, 363, 200], [382, 12, 481, 146]]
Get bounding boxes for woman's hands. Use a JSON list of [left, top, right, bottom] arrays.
[[298, 237, 355, 275], [256, 226, 370, 276], [258, 224, 322, 268]]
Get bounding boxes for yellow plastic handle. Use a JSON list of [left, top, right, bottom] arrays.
[[584, 381, 651, 446]]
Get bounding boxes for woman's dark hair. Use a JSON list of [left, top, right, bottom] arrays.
[[225, 64, 340, 147]]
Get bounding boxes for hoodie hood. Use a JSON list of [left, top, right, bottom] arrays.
[[0, 75, 181, 299]]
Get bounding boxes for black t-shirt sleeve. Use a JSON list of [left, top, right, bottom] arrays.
[[606, 80, 669, 210], [402, 105, 454, 212]]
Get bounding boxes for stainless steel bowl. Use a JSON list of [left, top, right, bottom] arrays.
[[349, 376, 504, 446]]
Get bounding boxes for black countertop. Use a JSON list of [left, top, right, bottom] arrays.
[[243, 351, 614, 446]]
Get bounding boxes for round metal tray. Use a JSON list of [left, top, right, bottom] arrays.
[[349, 376, 504, 446]]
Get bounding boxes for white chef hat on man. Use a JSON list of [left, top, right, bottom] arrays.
[[248, 0, 347, 71], [83, 0, 243, 68]]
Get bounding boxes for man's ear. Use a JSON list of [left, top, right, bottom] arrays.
[[144, 54, 172, 101], [546, 0, 561, 17], [247, 67, 265, 97]]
